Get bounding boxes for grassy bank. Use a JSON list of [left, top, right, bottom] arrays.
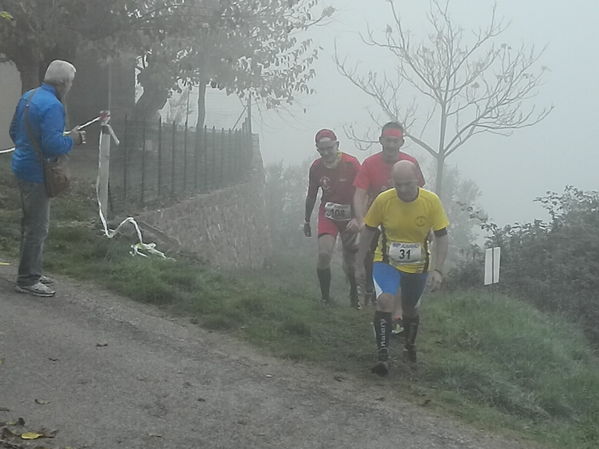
[[1, 159, 598, 449]]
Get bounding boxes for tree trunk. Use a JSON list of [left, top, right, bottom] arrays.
[[196, 79, 207, 129], [435, 155, 446, 201], [15, 56, 41, 93], [436, 105, 448, 200]]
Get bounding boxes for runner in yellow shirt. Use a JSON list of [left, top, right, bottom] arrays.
[[356, 160, 449, 375]]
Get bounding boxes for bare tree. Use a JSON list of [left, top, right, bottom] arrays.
[[335, 0, 552, 198]]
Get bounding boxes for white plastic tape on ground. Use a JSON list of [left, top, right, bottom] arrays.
[[96, 125, 173, 260], [0, 147, 15, 154]]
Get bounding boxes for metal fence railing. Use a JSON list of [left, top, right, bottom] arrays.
[[108, 115, 253, 212]]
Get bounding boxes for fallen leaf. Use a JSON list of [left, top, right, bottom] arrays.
[[420, 399, 431, 406], [48, 357, 59, 362], [0, 407, 9, 412], [148, 433, 162, 438], [333, 375, 345, 382], [197, 398, 206, 402], [375, 397, 385, 401], [35, 399, 50, 405], [21, 432, 44, 440], [96, 342, 108, 347], [265, 374, 273, 378]]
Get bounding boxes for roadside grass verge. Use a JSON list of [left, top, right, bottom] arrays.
[[1, 159, 598, 449]]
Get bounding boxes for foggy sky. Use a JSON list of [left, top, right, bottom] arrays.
[[2, 0, 596, 228], [253, 0, 599, 226]]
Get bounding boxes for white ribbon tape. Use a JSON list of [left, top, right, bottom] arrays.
[[96, 125, 173, 260]]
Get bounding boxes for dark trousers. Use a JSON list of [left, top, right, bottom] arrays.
[[17, 179, 50, 287]]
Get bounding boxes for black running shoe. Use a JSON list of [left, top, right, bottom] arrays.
[[371, 348, 390, 376], [371, 361, 389, 376]]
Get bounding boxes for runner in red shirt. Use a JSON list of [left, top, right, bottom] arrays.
[[347, 121, 425, 315], [304, 129, 361, 308]]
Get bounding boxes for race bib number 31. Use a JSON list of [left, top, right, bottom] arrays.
[[389, 242, 423, 265], [324, 202, 352, 221]]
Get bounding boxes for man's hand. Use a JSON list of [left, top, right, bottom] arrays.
[[303, 222, 312, 237], [69, 126, 86, 145], [346, 217, 363, 234], [429, 269, 443, 291]]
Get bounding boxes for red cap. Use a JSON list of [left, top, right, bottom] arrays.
[[315, 128, 337, 144]]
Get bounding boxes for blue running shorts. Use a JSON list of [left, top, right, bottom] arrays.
[[372, 262, 428, 309]]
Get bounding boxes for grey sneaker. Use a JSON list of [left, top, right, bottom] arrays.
[[320, 297, 333, 306], [15, 282, 56, 297], [40, 275, 55, 285]]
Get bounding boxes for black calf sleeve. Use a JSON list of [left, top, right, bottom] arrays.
[[374, 311, 392, 351], [403, 315, 420, 347]]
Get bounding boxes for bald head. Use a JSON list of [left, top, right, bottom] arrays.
[[392, 160, 419, 181], [392, 160, 420, 201]]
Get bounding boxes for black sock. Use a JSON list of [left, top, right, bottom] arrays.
[[348, 273, 357, 297], [374, 311, 392, 351], [317, 268, 331, 300]]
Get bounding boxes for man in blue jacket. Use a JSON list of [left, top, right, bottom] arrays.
[[10, 60, 85, 297]]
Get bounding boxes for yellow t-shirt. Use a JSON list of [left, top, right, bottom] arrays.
[[364, 188, 449, 273]]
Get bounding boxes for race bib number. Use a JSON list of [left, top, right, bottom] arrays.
[[389, 242, 423, 265], [324, 202, 352, 221]]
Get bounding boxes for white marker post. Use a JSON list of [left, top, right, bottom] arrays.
[[484, 247, 501, 286], [97, 111, 120, 222], [98, 111, 111, 221]]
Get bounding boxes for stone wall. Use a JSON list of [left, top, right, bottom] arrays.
[[137, 135, 272, 269]]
